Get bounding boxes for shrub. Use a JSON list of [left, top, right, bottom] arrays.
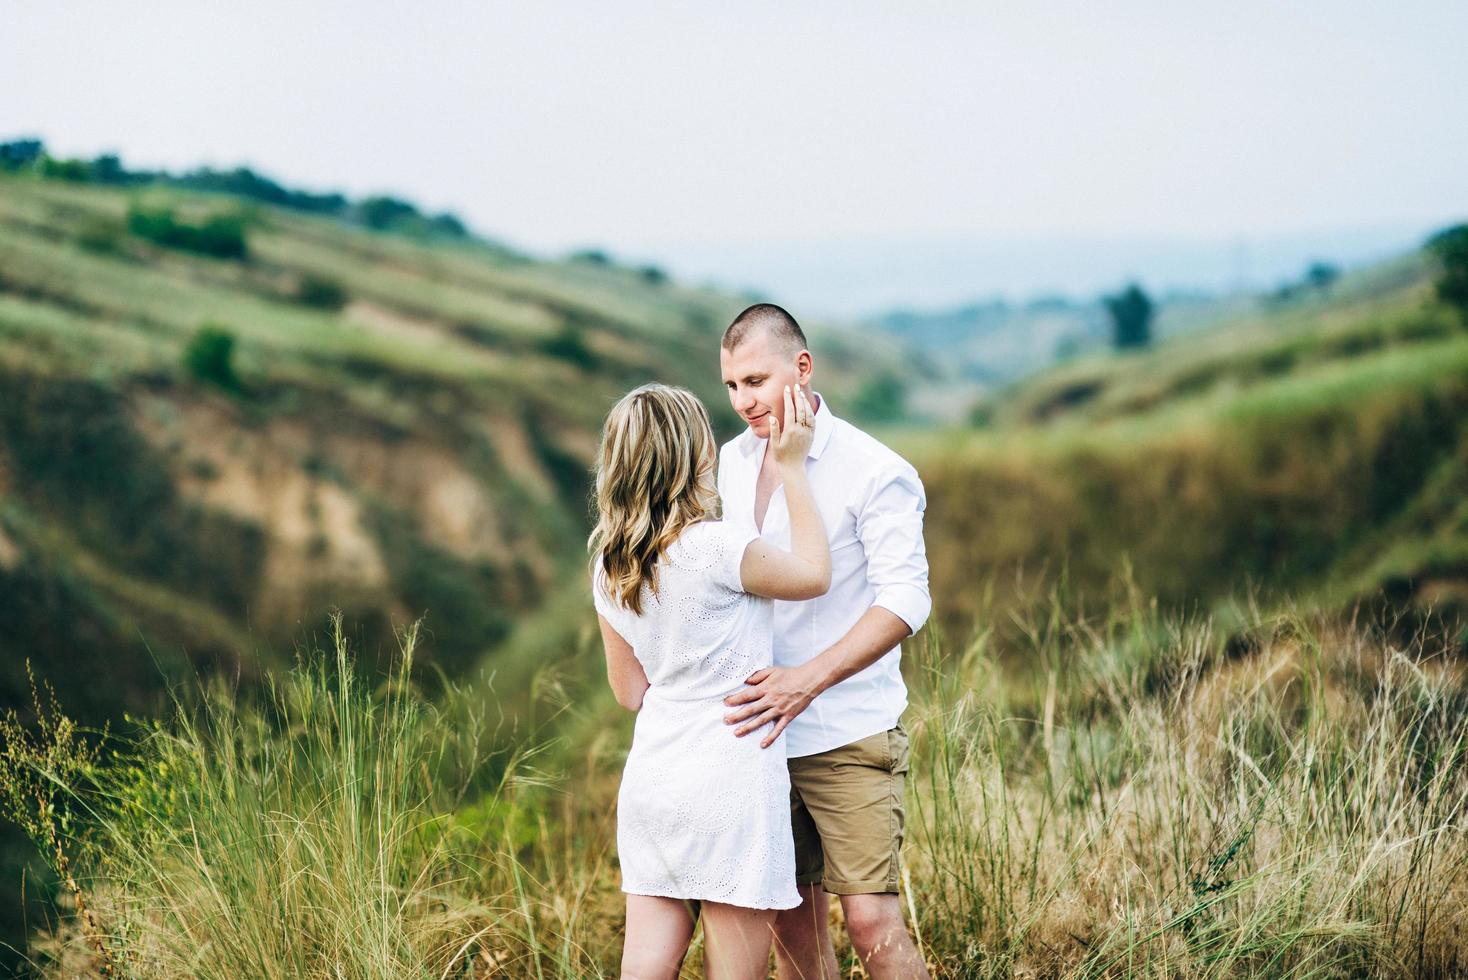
[[428, 212, 468, 237], [39, 156, 90, 182], [538, 323, 598, 370], [638, 264, 668, 286], [356, 195, 419, 231], [175, 166, 348, 215], [293, 272, 348, 310], [127, 203, 248, 259], [182, 325, 241, 391], [187, 212, 248, 258], [1053, 334, 1084, 362], [1305, 260, 1340, 292], [1105, 282, 1154, 350], [1269, 261, 1343, 307], [0, 138, 44, 171], [87, 154, 129, 185], [1427, 223, 1468, 314]]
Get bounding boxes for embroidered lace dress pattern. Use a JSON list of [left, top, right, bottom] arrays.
[[593, 520, 800, 910]]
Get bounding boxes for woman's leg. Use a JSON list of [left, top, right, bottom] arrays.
[[701, 901, 776, 980], [622, 895, 698, 980]]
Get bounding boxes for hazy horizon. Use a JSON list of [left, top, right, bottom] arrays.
[[6, 130, 1444, 317], [627, 221, 1442, 318], [6, 0, 1465, 315]]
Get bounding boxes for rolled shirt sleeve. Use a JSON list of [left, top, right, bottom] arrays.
[[855, 461, 931, 635]]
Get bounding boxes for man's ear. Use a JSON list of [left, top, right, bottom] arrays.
[[796, 350, 813, 384]]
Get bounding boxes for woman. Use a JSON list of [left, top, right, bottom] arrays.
[[590, 382, 829, 980]]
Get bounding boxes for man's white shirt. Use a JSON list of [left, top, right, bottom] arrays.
[[717, 393, 931, 758]]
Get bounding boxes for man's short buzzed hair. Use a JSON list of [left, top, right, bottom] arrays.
[[722, 303, 809, 354]]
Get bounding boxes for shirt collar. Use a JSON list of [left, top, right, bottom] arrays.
[[735, 390, 836, 460]]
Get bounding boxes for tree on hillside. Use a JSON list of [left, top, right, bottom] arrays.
[[0, 139, 43, 171], [1104, 283, 1154, 350], [1305, 261, 1340, 292], [357, 196, 419, 231], [40, 156, 90, 181], [89, 154, 129, 185], [178, 166, 347, 214], [429, 212, 468, 237], [1427, 223, 1468, 315], [183, 325, 242, 391], [127, 203, 248, 259], [539, 322, 599, 370], [293, 273, 348, 310], [1267, 260, 1341, 307]]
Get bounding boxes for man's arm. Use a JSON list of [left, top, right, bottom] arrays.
[[725, 607, 912, 746], [724, 460, 930, 748]]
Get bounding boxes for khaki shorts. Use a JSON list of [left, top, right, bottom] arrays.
[[788, 723, 910, 895]]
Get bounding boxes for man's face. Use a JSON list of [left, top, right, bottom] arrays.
[[719, 329, 812, 441]]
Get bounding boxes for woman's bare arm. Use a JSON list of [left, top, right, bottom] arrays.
[[598, 614, 649, 711], [739, 385, 831, 601]]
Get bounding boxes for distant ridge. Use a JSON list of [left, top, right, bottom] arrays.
[[648, 225, 1443, 318], [0, 135, 487, 245]]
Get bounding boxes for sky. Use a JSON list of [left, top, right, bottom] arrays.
[[5, 1, 1467, 315]]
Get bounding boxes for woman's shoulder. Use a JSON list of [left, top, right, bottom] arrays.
[[666, 519, 720, 561], [672, 519, 756, 554], [665, 520, 758, 593]]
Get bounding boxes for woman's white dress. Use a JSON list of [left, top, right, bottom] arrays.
[[593, 520, 801, 910]]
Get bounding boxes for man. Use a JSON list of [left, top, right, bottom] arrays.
[[717, 303, 932, 980]]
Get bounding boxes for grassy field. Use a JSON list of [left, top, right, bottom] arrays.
[[4, 599, 1465, 978]]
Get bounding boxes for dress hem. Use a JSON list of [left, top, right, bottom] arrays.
[[621, 885, 802, 911]]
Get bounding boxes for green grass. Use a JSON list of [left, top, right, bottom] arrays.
[[4, 600, 1465, 978], [1, 616, 572, 977], [0, 295, 166, 375]]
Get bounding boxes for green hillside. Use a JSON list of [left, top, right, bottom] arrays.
[[904, 247, 1468, 643], [0, 171, 898, 728], [0, 168, 911, 967], [455, 236, 1468, 783]]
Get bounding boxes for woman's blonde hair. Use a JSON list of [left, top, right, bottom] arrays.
[[589, 384, 721, 614]]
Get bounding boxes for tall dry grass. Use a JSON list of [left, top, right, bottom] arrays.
[[3, 602, 1466, 978], [904, 602, 1468, 977], [1, 614, 616, 978]]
